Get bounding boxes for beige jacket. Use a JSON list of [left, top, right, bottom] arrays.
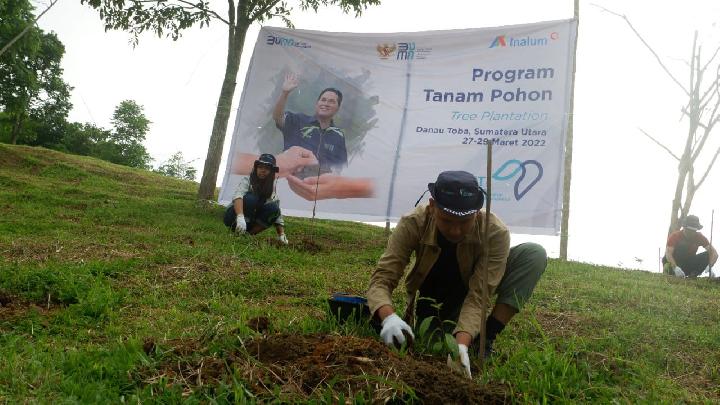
[[367, 204, 510, 338]]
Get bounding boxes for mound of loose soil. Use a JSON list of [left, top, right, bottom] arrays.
[[248, 334, 507, 404], [143, 333, 509, 403]]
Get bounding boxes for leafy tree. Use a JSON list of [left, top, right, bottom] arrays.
[[0, 0, 59, 58], [110, 100, 150, 145], [60, 122, 111, 156], [155, 151, 197, 181], [94, 100, 152, 169], [0, 0, 72, 145], [81, 0, 381, 200]]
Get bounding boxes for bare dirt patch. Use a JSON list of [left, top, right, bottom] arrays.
[[534, 309, 588, 338], [0, 239, 143, 264], [291, 236, 323, 254], [141, 333, 510, 403], [0, 292, 65, 321]]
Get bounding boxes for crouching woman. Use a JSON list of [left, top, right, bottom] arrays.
[[223, 153, 288, 244]]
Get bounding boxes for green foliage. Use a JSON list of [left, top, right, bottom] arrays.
[[59, 122, 111, 156], [1, 144, 719, 403], [94, 99, 153, 169], [154, 151, 197, 181], [0, 0, 72, 145], [81, 0, 381, 44], [56, 100, 153, 169], [110, 100, 150, 145], [0, 3, 153, 168]]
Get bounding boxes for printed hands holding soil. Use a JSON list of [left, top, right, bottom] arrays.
[[232, 147, 374, 200], [232, 147, 317, 178], [287, 173, 374, 200]]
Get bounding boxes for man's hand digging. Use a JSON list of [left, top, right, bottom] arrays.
[[380, 313, 414, 348]]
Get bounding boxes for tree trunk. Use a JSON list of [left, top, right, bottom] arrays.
[[10, 112, 24, 145], [197, 21, 249, 200], [668, 162, 687, 234], [668, 54, 702, 236]]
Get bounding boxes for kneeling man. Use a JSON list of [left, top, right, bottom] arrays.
[[367, 171, 547, 378]]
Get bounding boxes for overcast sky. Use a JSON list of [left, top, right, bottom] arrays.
[[35, 0, 720, 271]]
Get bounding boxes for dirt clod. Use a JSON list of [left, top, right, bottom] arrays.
[[143, 338, 156, 355], [0, 291, 11, 307], [246, 316, 270, 334]]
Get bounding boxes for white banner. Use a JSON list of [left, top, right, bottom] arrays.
[[219, 20, 577, 235]]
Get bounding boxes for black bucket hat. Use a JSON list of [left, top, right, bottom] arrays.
[[683, 215, 703, 231], [428, 171, 485, 217], [254, 153, 279, 173]]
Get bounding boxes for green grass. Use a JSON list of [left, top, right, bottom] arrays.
[[1, 143, 719, 403]]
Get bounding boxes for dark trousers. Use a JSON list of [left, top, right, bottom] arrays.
[[663, 251, 710, 277], [223, 193, 281, 232], [415, 242, 547, 340], [678, 252, 709, 278]]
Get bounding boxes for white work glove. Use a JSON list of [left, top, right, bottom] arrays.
[[447, 344, 472, 379], [235, 215, 247, 234], [673, 266, 685, 277], [278, 234, 288, 245], [380, 313, 414, 347]]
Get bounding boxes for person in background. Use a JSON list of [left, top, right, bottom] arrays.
[[664, 215, 717, 278], [223, 153, 288, 244], [366, 170, 547, 379]]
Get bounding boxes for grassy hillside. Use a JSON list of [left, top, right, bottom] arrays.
[[0, 144, 718, 403]]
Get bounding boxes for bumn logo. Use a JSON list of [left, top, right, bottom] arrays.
[[377, 42, 431, 60], [397, 42, 415, 60], [266, 35, 311, 48]]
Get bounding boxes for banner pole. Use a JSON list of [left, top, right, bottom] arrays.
[[560, 0, 580, 260], [384, 58, 414, 232], [710, 209, 714, 278], [478, 142, 493, 366]]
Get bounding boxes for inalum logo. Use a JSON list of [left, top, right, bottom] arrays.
[[489, 33, 554, 48], [489, 35, 507, 48]]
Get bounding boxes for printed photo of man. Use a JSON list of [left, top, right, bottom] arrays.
[[273, 73, 348, 174], [231, 72, 374, 201]]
